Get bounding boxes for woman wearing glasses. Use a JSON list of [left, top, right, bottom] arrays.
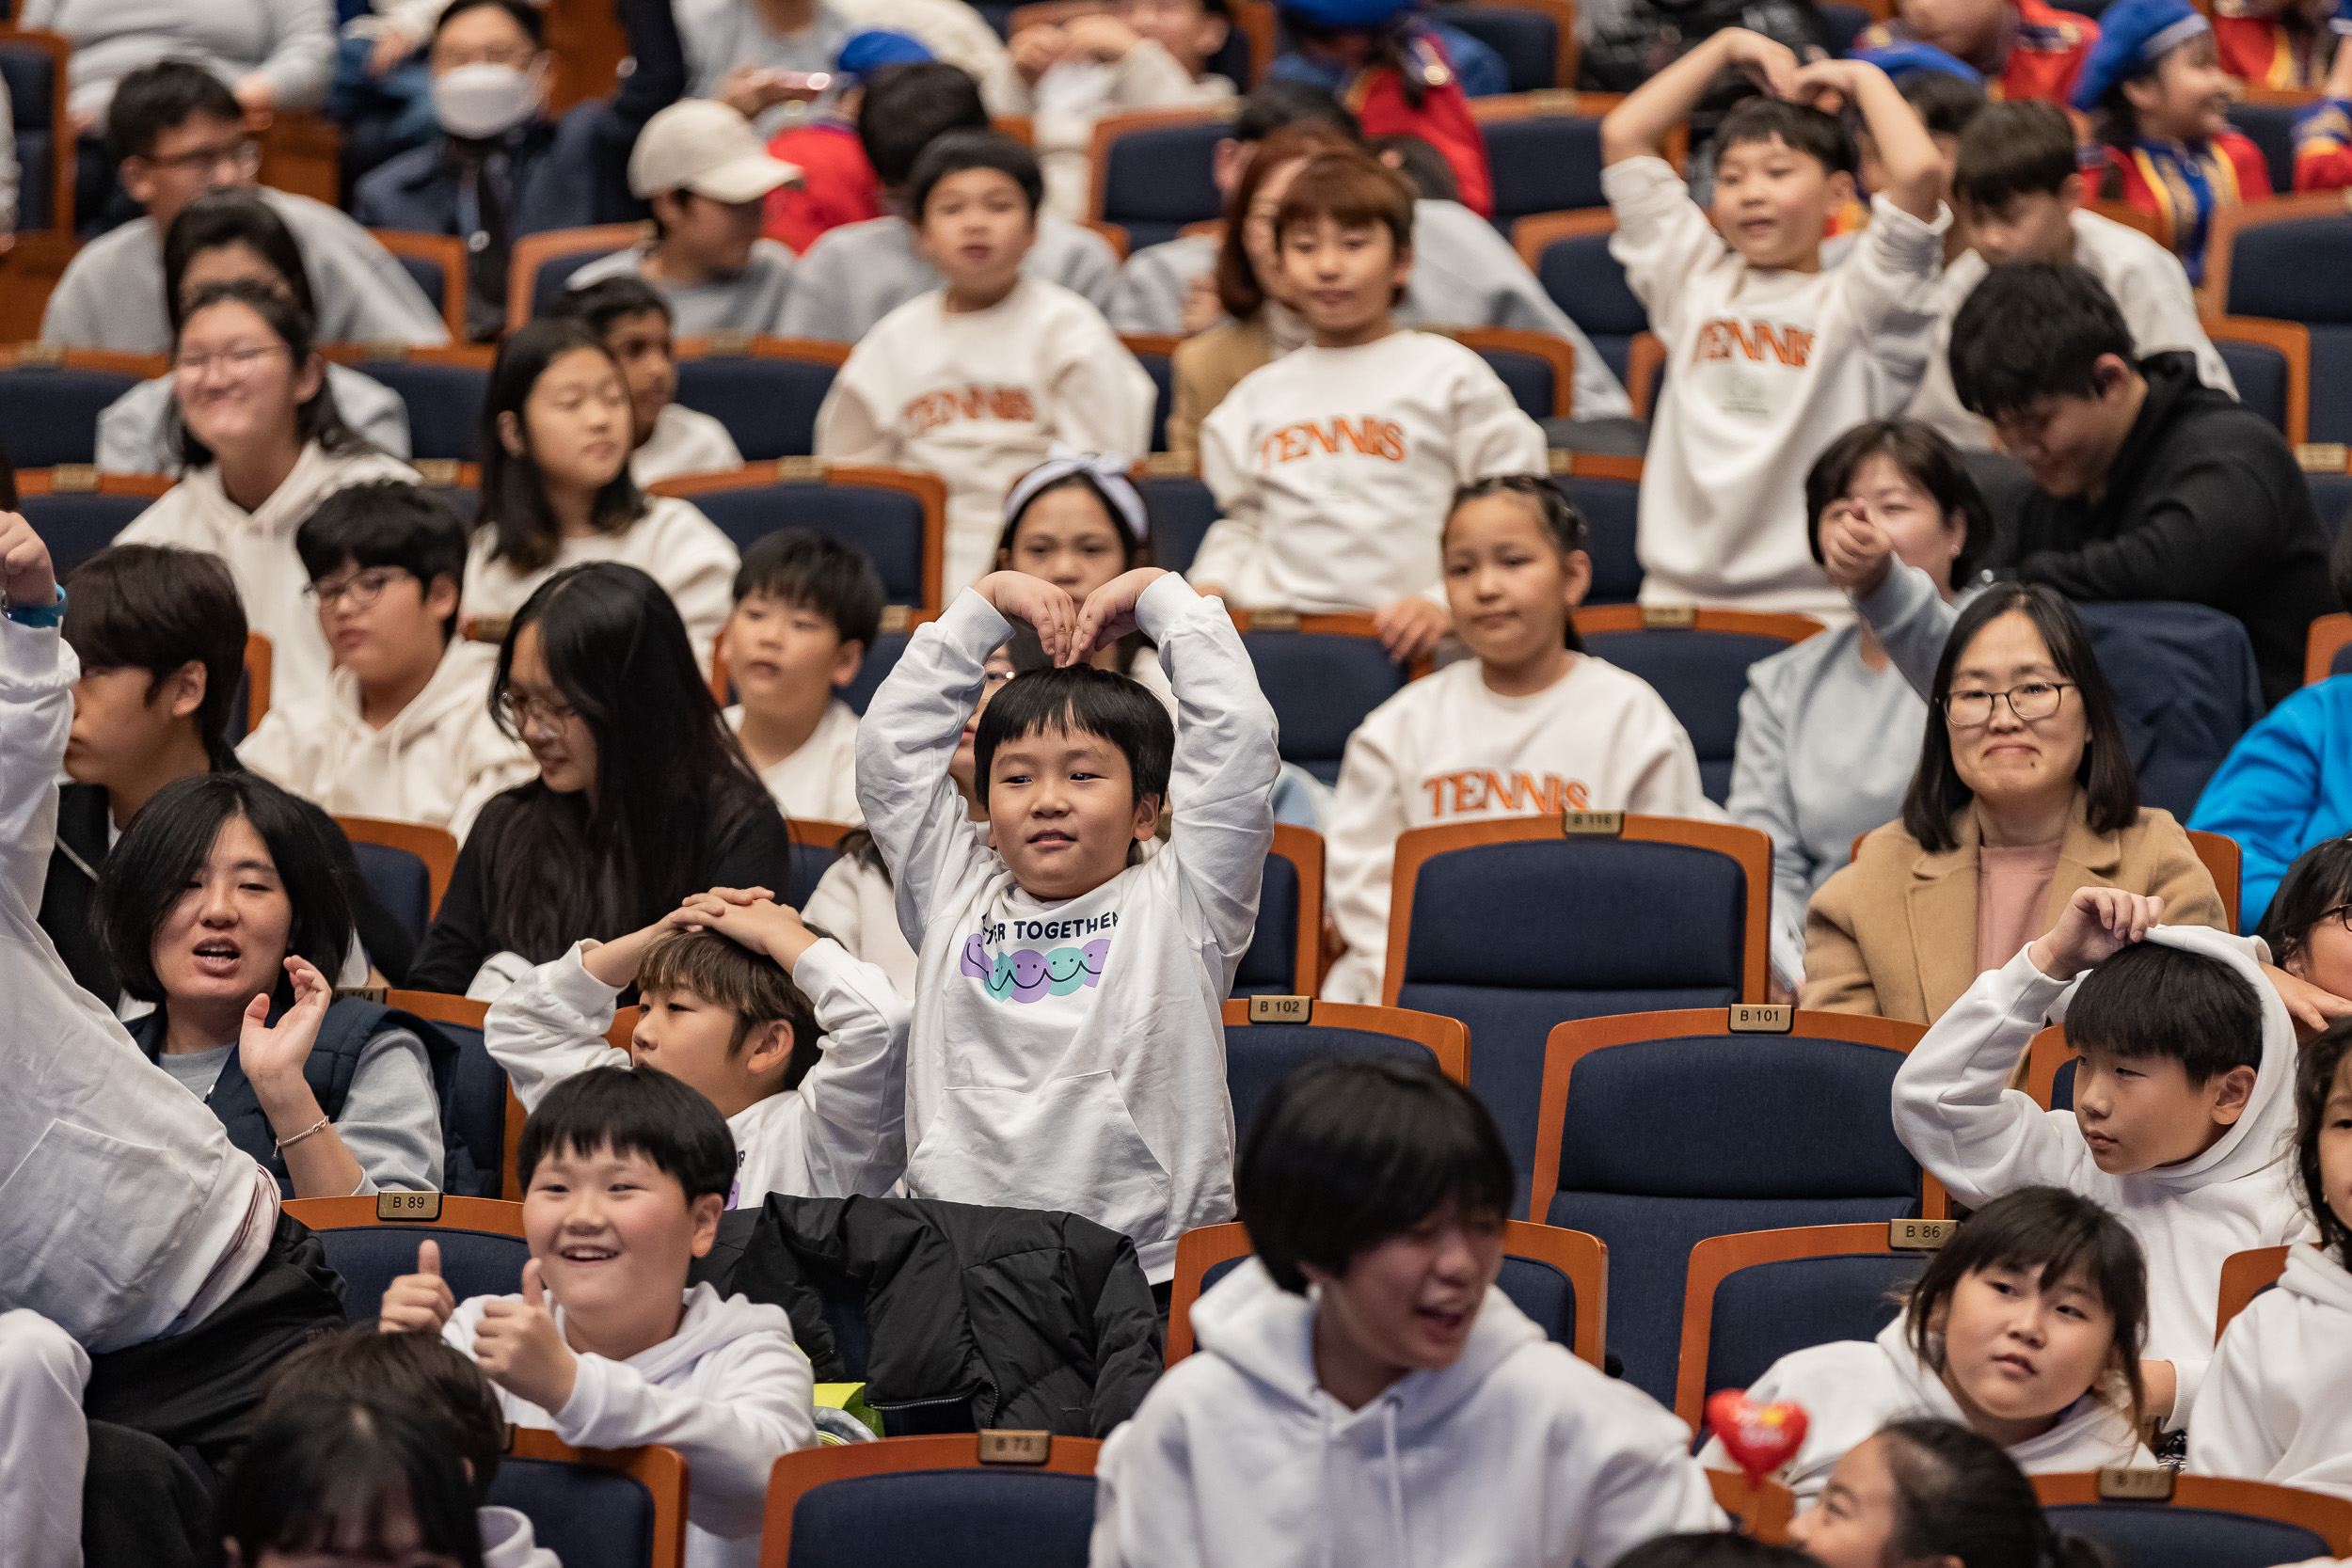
[[1802, 584, 2228, 1023], [405, 562, 789, 999], [117, 278, 419, 712]]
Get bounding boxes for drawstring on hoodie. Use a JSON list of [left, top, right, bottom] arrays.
[[1381, 1398, 1408, 1566], [1317, 1402, 1338, 1568]]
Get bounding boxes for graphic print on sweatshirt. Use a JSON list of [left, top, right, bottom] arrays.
[[1422, 768, 1594, 816], [903, 385, 1039, 435], [1691, 318, 1819, 420], [961, 909, 1119, 1005]]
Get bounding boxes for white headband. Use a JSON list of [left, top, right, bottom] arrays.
[[2140, 11, 2211, 62], [1003, 444, 1148, 542]]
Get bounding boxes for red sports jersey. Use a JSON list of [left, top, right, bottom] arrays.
[[1342, 31, 1494, 216], [2212, 4, 2329, 87], [2101, 129, 2273, 280], [1856, 0, 2098, 103], [763, 120, 881, 255], [2293, 96, 2352, 190]]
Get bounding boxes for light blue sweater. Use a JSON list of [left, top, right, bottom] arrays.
[[2189, 676, 2352, 933]]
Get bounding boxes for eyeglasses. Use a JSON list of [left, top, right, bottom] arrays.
[[173, 343, 289, 380], [1940, 681, 2074, 728], [304, 566, 413, 610], [147, 137, 262, 178], [500, 689, 579, 729]]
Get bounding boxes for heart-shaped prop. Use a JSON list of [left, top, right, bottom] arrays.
[[1706, 1389, 1809, 1487]]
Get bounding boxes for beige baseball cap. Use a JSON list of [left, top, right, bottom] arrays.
[[628, 100, 802, 202]]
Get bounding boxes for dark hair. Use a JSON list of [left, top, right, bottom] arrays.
[[476, 318, 646, 572], [1712, 95, 1856, 177], [2068, 940, 2265, 1085], [1272, 146, 1414, 261], [297, 482, 471, 643], [1899, 585, 2138, 852], [483, 563, 777, 961], [1803, 420, 1994, 591], [548, 273, 675, 337], [1897, 68, 1988, 140], [637, 927, 822, 1082], [1232, 80, 1359, 144], [1216, 119, 1357, 318], [94, 771, 356, 1008], [260, 1330, 505, 1507], [1368, 132, 1456, 201], [162, 188, 315, 334], [175, 280, 360, 470], [857, 61, 988, 189], [62, 544, 247, 767], [2294, 1021, 2352, 1267], [1613, 1539, 1818, 1568], [996, 476, 1153, 675], [1954, 99, 2080, 212], [1238, 1056, 1514, 1292], [223, 1402, 485, 1568], [0, 432, 14, 511], [1876, 1419, 2118, 1568], [1443, 474, 1588, 653], [516, 1065, 737, 1202], [2257, 837, 2352, 973], [2090, 27, 2217, 150], [734, 529, 886, 651], [1950, 261, 2137, 420], [1904, 1187, 2147, 1428], [436, 0, 546, 47], [974, 663, 1174, 809], [2332, 514, 2352, 611], [107, 59, 243, 163], [910, 129, 1042, 221]]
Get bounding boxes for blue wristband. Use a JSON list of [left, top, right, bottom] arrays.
[[4, 584, 66, 628]]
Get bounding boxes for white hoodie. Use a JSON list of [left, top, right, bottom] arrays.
[[1890, 926, 2308, 1427], [480, 1506, 561, 1568], [484, 939, 912, 1205], [444, 1283, 817, 1568], [1694, 1313, 2150, 1500], [1090, 1259, 1724, 1567], [2190, 1243, 2352, 1499]]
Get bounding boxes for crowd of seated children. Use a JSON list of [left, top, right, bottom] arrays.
[[856, 562, 1278, 1288], [565, 98, 802, 336], [41, 61, 447, 354], [459, 318, 741, 666], [760, 28, 931, 252], [1322, 474, 1712, 1004], [118, 280, 420, 714], [237, 482, 536, 842], [1266, 0, 1497, 214], [1805, 585, 2227, 1023], [1602, 30, 1949, 620], [814, 131, 1156, 594], [998, 448, 1175, 707], [2293, 40, 2352, 189], [720, 529, 882, 821], [1186, 145, 1548, 658], [487, 884, 910, 1203], [408, 562, 791, 997], [377, 1068, 818, 1568], [550, 276, 749, 487], [2212, 0, 2343, 87], [1697, 1187, 2153, 1497], [1090, 1056, 1727, 1564], [98, 189, 415, 475], [1728, 420, 1992, 1001], [1855, 0, 2100, 103], [779, 60, 1123, 339]]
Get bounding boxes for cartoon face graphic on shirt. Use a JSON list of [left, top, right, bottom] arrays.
[[961, 928, 1114, 1004]]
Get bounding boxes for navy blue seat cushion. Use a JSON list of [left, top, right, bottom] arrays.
[[2, 41, 58, 231], [1132, 347, 1174, 452], [1702, 1253, 1927, 1407], [1243, 632, 1410, 784], [487, 1457, 658, 1568], [1581, 627, 1796, 804], [1223, 1022, 1439, 1145], [440, 1022, 509, 1198], [0, 368, 146, 467], [19, 492, 161, 578], [2043, 1503, 2331, 1568], [841, 633, 912, 715], [2074, 601, 2263, 820], [787, 1469, 1098, 1568], [2215, 338, 2288, 437], [1230, 848, 1301, 997], [1198, 1252, 1577, 1350], [362, 360, 487, 464], [2052, 1054, 2077, 1112], [1396, 838, 1748, 1201], [2311, 472, 2351, 544], [394, 254, 446, 313], [1816, 1, 1874, 51], [1534, 231, 1645, 381], [316, 1225, 531, 1323], [1098, 121, 1226, 252], [532, 245, 636, 319], [351, 841, 432, 945], [675, 356, 836, 460], [1483, 115, 1606, 227], [2312, 328, 2352, 446], [2224, 101, 2301, 194], [1558, 471, 1641, 604], [691, 484, 925, 605], [1442, 6, 1559, 92], [2223, 214, 2352, 442], [1473, 346, 1555, 422], [787, 839, 838, 909], [1136, 474, 1216, 577]]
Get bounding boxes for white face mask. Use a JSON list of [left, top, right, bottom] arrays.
[[432, 60, 544, 139]]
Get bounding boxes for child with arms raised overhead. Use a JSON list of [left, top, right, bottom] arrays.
[[855, 563, 1279, 1286], [719, 530, 886, 824], [377, 1068, 818, 1568], [1186, 144, 1546, 663], [998, 449, 1172, 708], [1321, 476, 1710, 1005], [1600, 32, 1951, 618]]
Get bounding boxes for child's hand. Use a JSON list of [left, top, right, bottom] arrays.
[[0, 513, 57, 612], [2261, 961, 2352, 1039], [1063, 12, 1141, 59], [582, 901, 728, 988], [239, 956, 331, 1092], [975, 571, 1081, 664], [2028, 888, 2162, 980], [695, 893, 823, 969], [1789, 56, 1874, 115], [376, 1239, 456, 1334], [1372, 597, 1451, 663], [1818, 499, 1895, 597], [1715, 28, 1803, 99], [1009, 24, 1065, 83], [473, 1260, 578, 1414], [1073, 567, 1169, 659]]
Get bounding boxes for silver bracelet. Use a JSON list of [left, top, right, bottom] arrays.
[[276, 1115, 333, 1152]]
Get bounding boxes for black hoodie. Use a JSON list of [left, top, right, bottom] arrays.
[[2000, 350, 2336, 707]]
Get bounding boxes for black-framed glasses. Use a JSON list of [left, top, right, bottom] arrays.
[[303, 566, 414, 610], [500, 689, 579, 729], [146, 137, 262, 178], [1940, 681, 2074, 728]]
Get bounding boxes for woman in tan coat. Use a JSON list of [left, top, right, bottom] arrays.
[[1803, 584, 2226, 1024]]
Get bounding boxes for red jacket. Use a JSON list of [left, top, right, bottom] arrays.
[[764, 120, 881, 255], [1856, 0, 2097, 104], [2213, 4, 2330, 88], [1343, 32, 1494, 216], [2101, 131, 2273, 282], [2293, 96, 2352, 191]]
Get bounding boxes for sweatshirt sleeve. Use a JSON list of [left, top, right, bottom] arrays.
[[1831, 193, 1951, 402], [1185, 394, 1262, 594], [780, 938, 911, 1198], [651, 502, 742, 672], [1724, 660, 1812, 993], [811, 356, 899, 466], [257, 0, 339, 110], [336, 1028, 445, 1195], [482, 943, 630, 1113], [2105, 241, 2235, 397], [0, 621, 74, 923], [1449, 362, 1550, 483], [1087, 1401, 1207, 1568], [1136, 576, 1281, 976], [1851, 561, 1957, 702], [1046, 324, 1157, 462], [1320, 712, 1409, 1007], [2187, 691, 2331, 932], [1888, 945, 2089, 1208], [2185, 1309, 2288, 1481], [853, 588, 1006, 943], [1565, 1386, 1732, 1568], [1602, 156, 1723, 348]]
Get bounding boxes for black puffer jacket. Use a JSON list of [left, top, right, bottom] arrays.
[[691, 1195, 1163, 1437]]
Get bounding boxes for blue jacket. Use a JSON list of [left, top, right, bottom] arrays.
[[2190, 676, 2352, 933]]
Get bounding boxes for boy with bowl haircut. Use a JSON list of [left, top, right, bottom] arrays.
[[548, 276, 747, 486], [239, 482, 536, 843], [485, 890, 911, 1203], [378, 1068, 818, 1568], [717, 530, 885, 823], [1891, 889, 2306, 1432], [854, 563, 1280, 1285], [1600, 30, 1953, 618]]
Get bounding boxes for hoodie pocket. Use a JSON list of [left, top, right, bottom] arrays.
[[911, 1071, 1171, 1244]]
